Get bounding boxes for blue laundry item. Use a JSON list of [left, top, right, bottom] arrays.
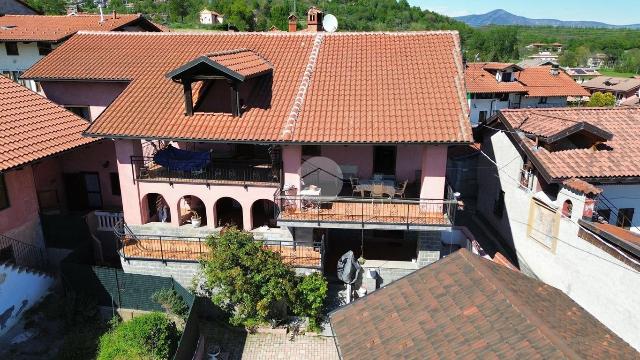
[[153, 145, 210, 171]]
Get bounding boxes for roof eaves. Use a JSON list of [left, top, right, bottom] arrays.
[[165, 56, 246, 82]]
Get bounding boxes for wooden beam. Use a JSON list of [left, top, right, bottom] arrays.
[[183, 80, 193, 116]]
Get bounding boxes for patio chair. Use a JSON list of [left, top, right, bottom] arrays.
[[394, 180, 408, 199], [350, 177, 365, 197]]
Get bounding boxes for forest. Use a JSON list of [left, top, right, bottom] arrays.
[[25, 0, 640, 74]]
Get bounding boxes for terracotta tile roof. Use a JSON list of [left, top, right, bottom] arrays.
[[24, 31, 472, 144], [562, 178, 603, 195], [465, 62, 527, 94], [465, 63, 589, 97], [498, 108, 640, 181], [205, 49, 273, 79], [0, 14, 163, 42], [0, 76, 96, 171], [592, 222, 640, 247], [583, 76, 640, 93], [329, 249, 638, 360]]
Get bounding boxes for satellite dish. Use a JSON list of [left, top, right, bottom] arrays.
[[323, 14, 338, 33]]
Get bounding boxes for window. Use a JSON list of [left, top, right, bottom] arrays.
[[498, 93, 510, 102], [302, 145, 321, 157], [479, 111, 488, 123], [616, 208, 635, 230], [65, 106, 91, 121], [493, 190, 505, 218], [502, 72, 513, 82], [5, 42, 18, 56], [110, 173, 121, 196], [538, 97, 548, 104], [597, 208, 611, 223], [561, 200, 573, 218], [0, 174, 9, 210], [37, 42, 52, 56]]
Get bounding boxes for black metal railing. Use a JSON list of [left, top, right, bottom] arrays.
[[275, 194, 457, 227], [0, 233, 48, 272], [114, 220, 321, 268], [130, 156, 281, 185]]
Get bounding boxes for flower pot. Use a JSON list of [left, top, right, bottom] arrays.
[[191, 218, 202, 228]]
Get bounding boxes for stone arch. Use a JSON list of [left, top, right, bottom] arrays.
[[177, 195, 207, 227], [251, 199, 279, 229], [141, 193, 171, 223], [215, 197, 244, 229]]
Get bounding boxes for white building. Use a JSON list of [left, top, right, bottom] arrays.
[[0, 14, 163, 91], [477, 107, 640, 350], [465, 62, 589, 126], [199, 9, 223, 25]]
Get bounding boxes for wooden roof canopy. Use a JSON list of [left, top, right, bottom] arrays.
[[166, 49, 273, 116]]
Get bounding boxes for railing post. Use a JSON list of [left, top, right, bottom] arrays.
[[198, 237, 202, 256], [159, 236, 164, 262], [406, 202, 410, 228]]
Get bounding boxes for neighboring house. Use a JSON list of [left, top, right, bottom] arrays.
[[0, 13, 163, 92], [0, 0, 40, 15], [477, 107, 640, 349], [0, 76, 120, 262], [563, 67, 601, 84], [465, 62, 589, 125], [24, 29, 482, 289], [588, 53, 609, 68], [516, 58, 557, 68], [330, 249, 638, 359], [525, 42, 562, 53], [198, 9, 223, 25], [582, 76, 640, 104], [527, 51, 559, 62]]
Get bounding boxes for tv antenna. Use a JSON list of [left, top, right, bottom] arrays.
[[322, 14, 338, 33]]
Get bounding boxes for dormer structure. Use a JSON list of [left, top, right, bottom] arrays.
[[166, 49, 273, 117]]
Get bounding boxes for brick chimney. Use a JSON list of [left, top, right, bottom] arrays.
[[288, 13, 297, 32], [112, 10, 117, 20], [306, 7, 323, 32]]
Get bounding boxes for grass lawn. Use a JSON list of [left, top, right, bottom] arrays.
[[598, 69, 638, 78]]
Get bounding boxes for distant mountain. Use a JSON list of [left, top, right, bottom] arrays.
[[456, 9, 640, 29]]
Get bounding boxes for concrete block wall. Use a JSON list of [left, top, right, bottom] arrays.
[[121, 258, 201, 288], [417, 231, 442, 267]]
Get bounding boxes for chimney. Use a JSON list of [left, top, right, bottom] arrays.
[[112, 10, 117, 20], [550, 63, 560, 76], [288, 13, 297, 32], [306, 7, 323, 32]]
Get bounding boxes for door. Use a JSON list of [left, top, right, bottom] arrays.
[[373, 146, 396, 176], [64, 172, 103, 211]]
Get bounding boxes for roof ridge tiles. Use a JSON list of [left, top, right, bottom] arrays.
[[75, 30, 461, 36]]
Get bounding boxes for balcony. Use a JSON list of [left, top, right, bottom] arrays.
[[276, 195, 457, 230], [131, 156, 280, 185], [117, 232, 321, 269]]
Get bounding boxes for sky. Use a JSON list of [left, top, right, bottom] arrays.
[[412, 0, 640, 25]]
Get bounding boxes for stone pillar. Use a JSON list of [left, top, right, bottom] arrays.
[[242, 200, 253, 232], [115, 139, 143, 225], [282, 145, 302, 192], [417, 231, 442, 267]]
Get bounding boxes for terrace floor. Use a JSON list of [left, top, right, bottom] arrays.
[[120, 238, 321, 268], [279, 201, 449, 225]]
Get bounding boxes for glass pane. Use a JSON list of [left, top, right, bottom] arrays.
[[84, 174, 100, 192]]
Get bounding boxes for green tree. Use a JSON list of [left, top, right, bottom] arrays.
[[168, 0, 191, 22], [587, 92, 616, 107]]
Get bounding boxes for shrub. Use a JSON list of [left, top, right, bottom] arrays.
[[152, 289, 189, 319], [97, 312, 179, 360], [587, 91, 616, 107], [292, 272, 328, 331]]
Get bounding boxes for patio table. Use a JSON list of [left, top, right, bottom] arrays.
[[355, 180, 395, 197]]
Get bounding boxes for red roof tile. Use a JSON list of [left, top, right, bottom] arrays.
[[205, 49, 272, 79], [0, 14, 163, 42], [465, 63, 589, 97], [562, 178, 603, 195], [330, 249, 638, 359], [498, 108, 640, 181], [24, 31, 472, 144], [0, 76, 96, 171]]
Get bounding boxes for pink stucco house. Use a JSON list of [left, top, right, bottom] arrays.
[[24, 22, 481, 287], [0, 76, 120, 268]]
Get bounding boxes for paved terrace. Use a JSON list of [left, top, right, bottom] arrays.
[[120, 236, 321, 268]]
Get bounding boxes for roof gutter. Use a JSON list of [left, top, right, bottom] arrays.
[[578, 219, 640, 258]]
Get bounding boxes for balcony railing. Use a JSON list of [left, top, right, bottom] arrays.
[[0, 234, 48, 272], [275, 195, 457, 228], [130, 156, 281, 185], [116, 226, 321, 268]]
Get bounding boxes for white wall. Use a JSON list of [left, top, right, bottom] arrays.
[[0, 42, 58, 91], [469, 98, 509, 125], [477, 130, 640, 350], [598, 184, 640, 234], [0, 263, 53, 336]]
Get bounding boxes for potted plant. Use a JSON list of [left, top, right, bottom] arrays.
[[191, 210, 202, 228]]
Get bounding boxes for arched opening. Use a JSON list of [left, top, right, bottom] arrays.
[[251, 199, 279, 229], [177, 195, 207, 227], [562, 200, 573, 218], [142, 193, 171, 223], [215, 197, 243, 229]]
